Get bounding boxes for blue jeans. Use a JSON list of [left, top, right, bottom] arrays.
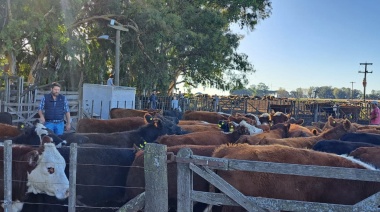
[[45, 121, 64, 135]]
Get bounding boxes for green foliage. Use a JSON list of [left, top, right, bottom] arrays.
[[0, 0, 272, 93]]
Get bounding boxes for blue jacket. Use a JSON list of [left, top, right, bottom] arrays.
[[43, 94, 66, 120]]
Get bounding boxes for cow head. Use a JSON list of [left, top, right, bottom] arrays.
[[218, 120, 230, 132], [271, 112, 290, 125], [34, 123, 49, 141], [239, 120, 263, 135], [33, 122, 67, 147], [259, 113, 271, 125], [27, 139, 69, 200]]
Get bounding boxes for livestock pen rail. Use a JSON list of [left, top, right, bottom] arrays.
[[175, 147, 380, 212], [3, 142, 380, 211], [0, 86, 374, 127]]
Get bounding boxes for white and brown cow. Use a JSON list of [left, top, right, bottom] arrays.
[[0, 136, 69, 212]]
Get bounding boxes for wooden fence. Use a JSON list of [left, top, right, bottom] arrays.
[[0, 88, 373, 127], [3, 142, 380, 211], [175, 147, 380, 212]]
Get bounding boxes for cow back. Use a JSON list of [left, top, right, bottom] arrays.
[[76, 117, 146, 133], [213, 144, 380, 207]]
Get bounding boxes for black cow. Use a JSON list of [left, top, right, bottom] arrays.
[[163, 109, 183, 121], [340, 132, 380, 145], [21, 144, 135, 212], [313, 139, 377, 155], [0, 112, 12, 125], [64, 117, 175, 148], [0, 122, 66, 147]]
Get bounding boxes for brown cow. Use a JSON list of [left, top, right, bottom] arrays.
[[157, 124, 249, 146], [212, 144, 380, 211], [235, 123, 290, 145], [109, 108, 161, 119], [124, 145, 218, 211], [259, 118, 356, 148], [0, 123, 22, 138], [182, 111, 227, 124], [349, 147, 380, 169], [288, 124, 315, 137], [229, 114, 256, 126], [76, 117, 146, 133], [180, 124, 221, 133]]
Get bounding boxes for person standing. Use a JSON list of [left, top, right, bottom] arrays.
[[107, 74, 114, 86], [148, 90, 158, 109], [370, 101, 380, 125], [38, 82, 71, 135], [171, 96, 181, 111]]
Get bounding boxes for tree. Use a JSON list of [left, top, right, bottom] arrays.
[[0, 0, 272, 94], [255, 82, 270, 96], [333, 87, 349, 99], [277, 87, 289, 98], [290, 88, 304, 98], [317, 86, 334, 99]]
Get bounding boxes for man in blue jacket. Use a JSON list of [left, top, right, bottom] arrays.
[[38, 82, 71, 135]]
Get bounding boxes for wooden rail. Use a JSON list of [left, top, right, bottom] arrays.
[[176, 148, 380, 212]]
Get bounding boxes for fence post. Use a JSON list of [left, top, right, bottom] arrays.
[[68, 143, 78, 212], [177, 148, 193, 212], [314, 103, 319, 123], [244, 99, 248, 113], [144, 143, 168, 211], [4, 140, 12, 212]]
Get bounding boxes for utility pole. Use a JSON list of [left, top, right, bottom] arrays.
[[108, 20, 129, 86], [358, 62, 373, 102], [350, 81, 355, 100]]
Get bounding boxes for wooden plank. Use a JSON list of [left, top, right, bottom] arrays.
[[353, 191, 380, 211], [192, 191, 354, 212], [189, 163, 264, 212], [3, 140, 12, 212], [177, 148, 193, 212], [144, 144, 168, 212], [191, 155, 380, 182], [117, 192, 145, 212], [68, 143, 78, 212]]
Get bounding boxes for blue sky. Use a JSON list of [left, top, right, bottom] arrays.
[[184, 0, 380, 95]]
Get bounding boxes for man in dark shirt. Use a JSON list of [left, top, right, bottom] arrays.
[[148, 90, 158, 109]]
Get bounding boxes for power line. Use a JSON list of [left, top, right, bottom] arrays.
[[358, 62, 373, 102]]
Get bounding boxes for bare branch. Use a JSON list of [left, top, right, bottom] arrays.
[[44, 6, 55, 18]]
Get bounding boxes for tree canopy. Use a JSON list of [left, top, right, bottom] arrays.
[[0, 0, 272, 94]]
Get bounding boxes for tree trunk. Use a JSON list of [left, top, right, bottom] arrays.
[[28, 45, 48, 84]]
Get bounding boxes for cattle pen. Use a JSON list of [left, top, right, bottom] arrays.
[[0, 75, 376, 126], [3, 142, 380, 211]]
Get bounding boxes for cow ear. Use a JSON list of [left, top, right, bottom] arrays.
[[312, 129, 318, 135], [27, 150, 39, 168], [328, 116, 335, 126], [343, 119, 351, 130], [41, 136, 53, 145], [296, 119, 304, 125], [144, 113, 154, 124]]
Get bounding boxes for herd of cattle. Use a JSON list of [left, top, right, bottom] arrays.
[[1, 108, 380, 211]]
